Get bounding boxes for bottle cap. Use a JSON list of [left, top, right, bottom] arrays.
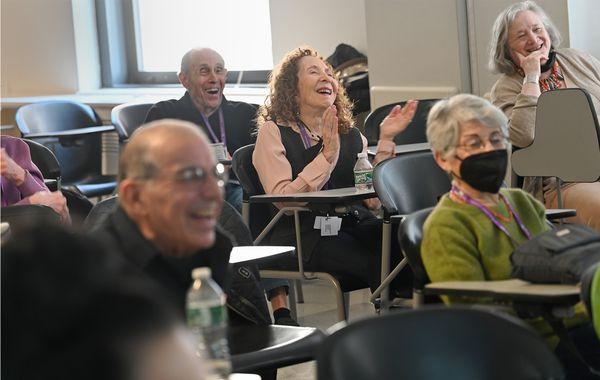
[[357, 152, 367, 158], [191, 267, 212, 280]]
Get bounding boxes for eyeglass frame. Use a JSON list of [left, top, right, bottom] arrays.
[[145, 163, 229, 188], [455, 131, 510, 153]]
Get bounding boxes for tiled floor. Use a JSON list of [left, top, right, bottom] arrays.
[[275, 281, 378, 380]]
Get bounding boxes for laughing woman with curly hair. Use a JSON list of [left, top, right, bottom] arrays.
[[252, 46, 417, 295]]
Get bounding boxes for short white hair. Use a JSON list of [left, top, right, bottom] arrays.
[[488, 1, 562, 74], [426, 94, 509, 159]]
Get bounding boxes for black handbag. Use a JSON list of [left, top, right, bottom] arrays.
[[510, 224, 600, 284]]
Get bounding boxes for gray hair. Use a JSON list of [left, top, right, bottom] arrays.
[[119, 119, 209, 182], [488, 1, 562, 74], [426, 94, 509, 159]]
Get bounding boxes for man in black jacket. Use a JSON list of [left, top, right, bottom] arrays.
[[95, 119, 270, 326], [144, 48, 296, 326], [144, 47, 255, 212]]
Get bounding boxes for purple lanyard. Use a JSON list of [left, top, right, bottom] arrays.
[[296, 121, 314, 149], [451, 185, 532, 243], [200, 108, 226, 148]]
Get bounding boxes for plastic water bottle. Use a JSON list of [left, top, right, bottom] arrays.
[[354, 152, 373, 190], [187, 267, 231, 379]]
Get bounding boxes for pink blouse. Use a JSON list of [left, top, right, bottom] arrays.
[[252, 121, 395, 206]]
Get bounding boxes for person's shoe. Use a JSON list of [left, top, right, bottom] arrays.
[[273, 308, 300, 326]]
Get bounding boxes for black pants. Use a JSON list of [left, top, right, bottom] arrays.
[[266, 217, 412, 296]]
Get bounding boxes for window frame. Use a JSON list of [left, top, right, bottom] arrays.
[[95, 0, 271, 87]]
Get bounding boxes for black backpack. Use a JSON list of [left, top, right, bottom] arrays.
[[511, 224, 600, 284]]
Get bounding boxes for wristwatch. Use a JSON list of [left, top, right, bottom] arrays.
[[522, 73, 540, 85]]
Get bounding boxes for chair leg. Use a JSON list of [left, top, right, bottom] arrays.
[[288, 281, 298, 320], [259, 270, 348, 321], [295, 280, 304, 303], [318, 273, 347, 321], [343, 292, 350, 319], [412, 290, 424, 309], [370, 258, 408, 304], [377, 220, 392, 313]]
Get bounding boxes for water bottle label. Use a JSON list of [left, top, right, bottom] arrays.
[[187, 304, 227, 327], [354, 170, 373, 185]]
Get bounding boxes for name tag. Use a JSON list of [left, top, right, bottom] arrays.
[[211, 143, 227, 161], [314, 216, 342, 236]]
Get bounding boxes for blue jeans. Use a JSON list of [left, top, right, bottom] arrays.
[[261, 278, 291, 300], [225, 181, 243, 214]]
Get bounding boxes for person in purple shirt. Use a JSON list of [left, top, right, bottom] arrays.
[[1, 136, 69, 220]]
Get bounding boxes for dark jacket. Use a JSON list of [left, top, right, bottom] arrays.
[[94, 205, 270, 326], [145, 92, 257, 157]]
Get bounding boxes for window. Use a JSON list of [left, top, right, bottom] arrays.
[[96, 0, 273, 86]]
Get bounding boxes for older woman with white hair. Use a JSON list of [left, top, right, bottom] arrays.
[[422, 94, 598, 379], [489, 0, 600, 232]]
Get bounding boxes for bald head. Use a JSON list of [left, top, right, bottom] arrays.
[[119, 119, 211, 182], [117, 119, 224, 256], [179, 48, 225, 77]]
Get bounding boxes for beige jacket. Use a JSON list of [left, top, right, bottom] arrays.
[[490, 48, 600, 199]]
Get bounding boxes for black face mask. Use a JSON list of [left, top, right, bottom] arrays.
[[453, 149, 508, 193], [540, 49, 556, 73]]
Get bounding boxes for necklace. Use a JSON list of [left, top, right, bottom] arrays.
[[451, 192, 513, 222], [489, 198, 513, 223], [539, 62, 564, 92]]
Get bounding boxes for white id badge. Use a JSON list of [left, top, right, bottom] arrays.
[[321, 217, 341, 236], [314, 216, 325, 229], [211, 143, 227, 161]]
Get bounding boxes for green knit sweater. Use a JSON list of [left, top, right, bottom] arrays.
[[422, 188, 588, 345]]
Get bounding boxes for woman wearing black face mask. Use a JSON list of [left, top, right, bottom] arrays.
[[421, 94, 596, 377], [489, 1, 600, 232]]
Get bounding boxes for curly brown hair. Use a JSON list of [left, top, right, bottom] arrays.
[[256, 46, 355, 133]]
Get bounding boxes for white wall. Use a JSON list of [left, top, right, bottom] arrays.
[[1, 0, 594, 103], [269, 0, 367, 64], [365, 0, 471, 108], [568, 0, 600, 60], [1, 0, 79, 97]]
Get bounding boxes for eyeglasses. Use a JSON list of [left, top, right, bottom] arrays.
[[456, 133, 509, 153], [167, 163, 228, 188]]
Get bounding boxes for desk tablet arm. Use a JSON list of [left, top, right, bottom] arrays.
[[24, 125, 117, 146]]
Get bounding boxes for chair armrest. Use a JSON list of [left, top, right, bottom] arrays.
[[24, 125, 116, 139], [545, 208, 577, 220], [230, 325, 325, 372], [425, 279, 580, 305]]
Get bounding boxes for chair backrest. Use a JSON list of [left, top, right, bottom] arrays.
[[232, 144, 265, 198], [363, 99, 439, 146], [110, 102, 154, 140], [22, 138, 61, 184], [83, 196, 118, 231], [15, 101, 112, 193], [512, 88, 600, 182], [399, 208, 434, 291], [15, 100, 102, 135], [231, 144, 273, 239], [1, 205, 61, 233], [373, 150, 450, 216], [316, 306, 564, 380]]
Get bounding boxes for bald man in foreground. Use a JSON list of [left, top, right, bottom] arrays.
[[96, 120, 271, 327]]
